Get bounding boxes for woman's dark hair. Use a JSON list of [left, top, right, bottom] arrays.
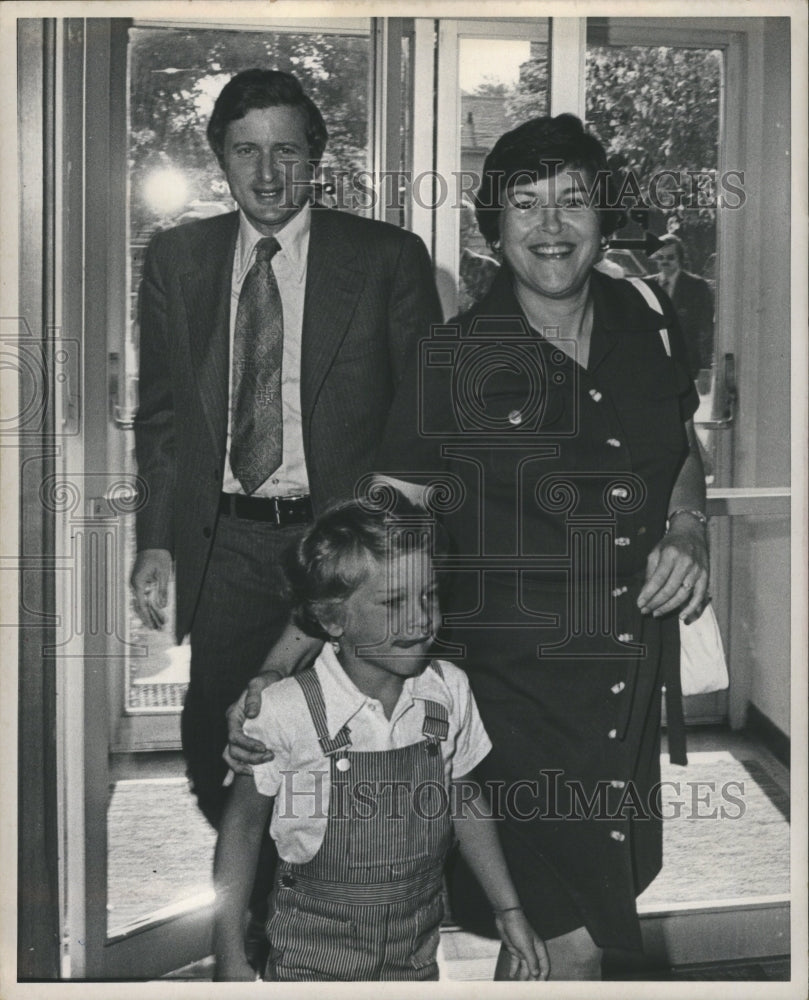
[[283, 497, 443, 639], [474, 114, 625, 246], [207, 69, 328, 169]]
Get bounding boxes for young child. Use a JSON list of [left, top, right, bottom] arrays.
[[213, 500, 549, 982]]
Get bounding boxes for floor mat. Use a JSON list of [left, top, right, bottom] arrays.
[[639, 751, 790, 906]]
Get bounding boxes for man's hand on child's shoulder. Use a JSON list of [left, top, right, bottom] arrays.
[[223, 676, 283, 774]]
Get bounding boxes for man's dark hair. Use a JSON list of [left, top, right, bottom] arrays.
[[207, 69, 329, 168], [656, 233, 686, 265], [474, 113, 625, 246]]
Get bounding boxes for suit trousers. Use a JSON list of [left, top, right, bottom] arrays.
[[182, 513, 308, 913]]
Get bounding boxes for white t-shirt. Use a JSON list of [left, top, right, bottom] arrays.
[[247, 645, 492, 863]]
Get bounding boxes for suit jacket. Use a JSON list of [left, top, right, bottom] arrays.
[[646, 269, 714, 377], [134, 206, 441, 640]]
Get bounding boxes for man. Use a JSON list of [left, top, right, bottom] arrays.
[[646, 233, 715, 392], [130, 69, 440, 833]]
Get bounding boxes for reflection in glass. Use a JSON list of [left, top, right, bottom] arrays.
[[109, 22, 372, 935], [456, 36, 549, 312], [585, 42, 723, 485], [125, 22, 372, 708]]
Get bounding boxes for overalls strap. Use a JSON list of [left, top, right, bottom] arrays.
[[295, 669, 352, 757], [421, 699, 449, 745]]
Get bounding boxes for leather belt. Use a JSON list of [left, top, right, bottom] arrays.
[[218, 492, 313, 527]]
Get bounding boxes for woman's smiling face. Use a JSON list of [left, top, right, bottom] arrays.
[[498, 168, 602, 303]]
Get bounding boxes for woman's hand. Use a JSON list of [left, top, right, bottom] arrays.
[[222, 674, 283, 775], [637, 512, 709, 621], [494, 910, 550, 981]]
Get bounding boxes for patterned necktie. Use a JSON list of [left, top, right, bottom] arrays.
[[231, 236, 284, 495]]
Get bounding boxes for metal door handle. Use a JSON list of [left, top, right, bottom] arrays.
[[695, 352, 736, 429], [109, 350, 136, 428]]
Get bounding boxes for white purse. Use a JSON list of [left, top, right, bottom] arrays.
[[626, 278, 729, 698], [679, 604, 729, 696]]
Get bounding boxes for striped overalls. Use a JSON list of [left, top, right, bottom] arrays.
[[264, 666, 453, 981]]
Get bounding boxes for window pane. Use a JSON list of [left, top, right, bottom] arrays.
[[457, 36, 549, 311], [125, 23, 372, 721], [110, 21, 373, 935], [585, 42, 723, 484]]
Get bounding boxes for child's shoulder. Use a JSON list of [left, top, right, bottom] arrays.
[[429, 659, 472, 692], [247, 672, 314, 747], [256, 672, 308, 717]]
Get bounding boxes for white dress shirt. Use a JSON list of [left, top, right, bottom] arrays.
[[222, 202, 311, 498], [246, 645, 492, 863]]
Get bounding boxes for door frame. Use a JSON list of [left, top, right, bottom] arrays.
[[60, 15, 408, 978], [34, 12, 800, 981]]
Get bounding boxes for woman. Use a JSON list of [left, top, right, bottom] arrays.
[[227, 115, 709, 980]]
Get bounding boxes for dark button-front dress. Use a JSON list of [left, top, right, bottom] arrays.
[[376, 267, 699, 951]]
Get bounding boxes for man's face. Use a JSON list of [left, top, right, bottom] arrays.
[[222, 105, 314, 235], [654, 245, 682, 280]]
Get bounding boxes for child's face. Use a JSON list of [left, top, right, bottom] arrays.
[[332, 549, 441, 677]]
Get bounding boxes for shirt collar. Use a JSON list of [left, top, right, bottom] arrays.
[[315, 645, 452, 738], [235, 200, 311, 284]]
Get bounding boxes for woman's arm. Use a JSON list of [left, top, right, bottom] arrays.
[[223, 622, 323, 773], [213, 775, 273, 981], [637, 419, 709, 621], [451, 776, 549, 981]]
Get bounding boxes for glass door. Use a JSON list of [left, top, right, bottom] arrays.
[[69, 16, 381, 978], [583, 16, 793, 954], [584, 29, 729, 723], [434, 18, 551, 317], [583, 18, 792, 733], [55, 13, 794, 980]]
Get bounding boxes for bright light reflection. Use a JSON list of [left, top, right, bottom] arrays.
[[142, 167, 190, 216]]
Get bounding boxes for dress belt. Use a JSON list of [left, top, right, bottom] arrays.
[[218, 492, 313, 526], [276, 864, 444, 906]]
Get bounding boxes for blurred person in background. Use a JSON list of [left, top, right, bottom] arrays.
[[647, 233, 715, 394]]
